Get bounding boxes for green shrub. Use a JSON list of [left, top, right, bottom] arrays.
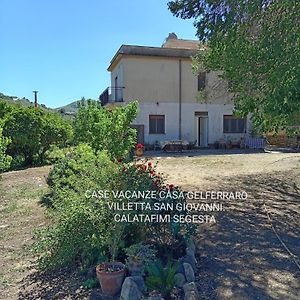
[[35, 144, 120, 268], [119, 161, 196, 258], [44, 144, 118, 207], [35, 203, 109, 268], [145, 260, 179, 299], [3, 106, 73, 167], [73, 100, 138, 160], [0, 122, 12, 172], [35, 148, 195, 270]]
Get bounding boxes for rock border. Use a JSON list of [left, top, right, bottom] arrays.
[[120, 238, 199, 300]]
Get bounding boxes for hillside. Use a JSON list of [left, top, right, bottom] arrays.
[[0, 92, 52, 111], [1, 93, 100, 117], [55, 98, 98, 115], [0, 93, 34, 107], [54, 100, 80, 115]]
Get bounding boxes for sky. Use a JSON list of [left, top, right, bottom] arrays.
[[0, 0, 197, 108]]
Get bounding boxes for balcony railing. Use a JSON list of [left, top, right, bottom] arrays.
[[99, 87, 125, 106]]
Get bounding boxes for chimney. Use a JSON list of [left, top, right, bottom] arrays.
[[162, 33, 178, 48], [166, 32, 178, 41]]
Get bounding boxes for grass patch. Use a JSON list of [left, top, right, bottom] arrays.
[[0, 272, 12, 287], [3, 185, 48, 201], [0, 201, 18, 215]]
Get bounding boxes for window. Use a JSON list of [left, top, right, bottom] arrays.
[[198, 72, 206, 90], [223, 115, 246, 133], [149, 115, 165, 134]]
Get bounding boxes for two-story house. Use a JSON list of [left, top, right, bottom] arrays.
[[100, 33, 251, 147]]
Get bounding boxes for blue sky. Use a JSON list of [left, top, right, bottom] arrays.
[[0, 0, 197, 108]]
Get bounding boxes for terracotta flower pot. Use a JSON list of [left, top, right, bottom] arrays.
[[96, 262, 126, 296], [135, 148, 144, 157]]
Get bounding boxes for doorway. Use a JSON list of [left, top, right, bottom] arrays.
[[195, 113, 208, 147]]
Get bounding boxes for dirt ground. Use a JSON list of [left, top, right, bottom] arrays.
[[155, 152, 300, 300], [0, 152, 299, 299]]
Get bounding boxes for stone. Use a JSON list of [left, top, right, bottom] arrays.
[[174, 273, 186, 288], [185, 238, 196, 253], [130, 275, 147, 293], [89, 290, 102, 300], [127, 261, 144, 276], [180, 252, 197, 273], [176, 260, 185, 275], [183, 263, 195, 282], [186, 247, 197, 261], [183, 282, 200, 300], [120, 277, 143, 300]]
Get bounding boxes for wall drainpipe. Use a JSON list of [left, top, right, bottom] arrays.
[[179, 59, 182, 140]]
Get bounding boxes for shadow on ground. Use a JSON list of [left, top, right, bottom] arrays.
[[18, 267, 113, 300], [145, 148, 264, 158], [15, 158, 300, 300], [194, 164, 300, 299]]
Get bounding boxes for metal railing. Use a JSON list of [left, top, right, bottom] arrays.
[[99, 87, 125, 106]]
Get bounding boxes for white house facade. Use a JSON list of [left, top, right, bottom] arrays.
[[100, 33, 251, 147]]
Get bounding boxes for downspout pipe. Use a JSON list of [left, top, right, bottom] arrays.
[[179, 59, 182, 140]]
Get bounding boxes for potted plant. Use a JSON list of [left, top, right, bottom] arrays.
[[135, 143, 144, 157], [96, 225, 126, 296], [125, 243, 157, 276]]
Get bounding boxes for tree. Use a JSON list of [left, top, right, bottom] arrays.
[[74, 100, 138, 160], [168, 0, 300, 132], [3, 107, 73, 166], [39, 112, 73, 163], [0, 100, 14, 119], [0, 121, 12, 172], [4, 107, 43, 165]]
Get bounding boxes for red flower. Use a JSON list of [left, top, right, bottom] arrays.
[[168, 184, 174, 191], [148, 161, 152, 167], [136, 143, 144, 149], [143, 165, 147, 170]]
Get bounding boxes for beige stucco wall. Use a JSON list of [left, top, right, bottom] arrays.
[[122, 56, 179, 103], [110, 61, 124, 100], [115, 55, 233, 105], [107, 54, 249, 145], [133, 102, 250, 144]]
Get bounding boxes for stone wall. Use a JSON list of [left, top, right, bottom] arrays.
[[120, 238, 200, 300]]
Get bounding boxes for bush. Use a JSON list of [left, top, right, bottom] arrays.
[[145, 260, 179, 299], [118, 161, 196, 260], [35, 148, 195, 269], [73, 100, 138, 160], [3, 106, 73, 167], [0, 122, 12, 172], [35, 144, 121, 268], [34, 102, 194, 272]]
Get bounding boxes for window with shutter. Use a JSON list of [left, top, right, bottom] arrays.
[[149, 115, 165, 134]]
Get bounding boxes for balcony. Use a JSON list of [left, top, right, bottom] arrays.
[[99, 87, 125, 106]]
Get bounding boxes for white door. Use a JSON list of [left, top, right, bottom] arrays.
[[198, 116, 208, 147]]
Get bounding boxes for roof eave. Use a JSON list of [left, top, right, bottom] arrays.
[[107, 44, 200, 72]]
